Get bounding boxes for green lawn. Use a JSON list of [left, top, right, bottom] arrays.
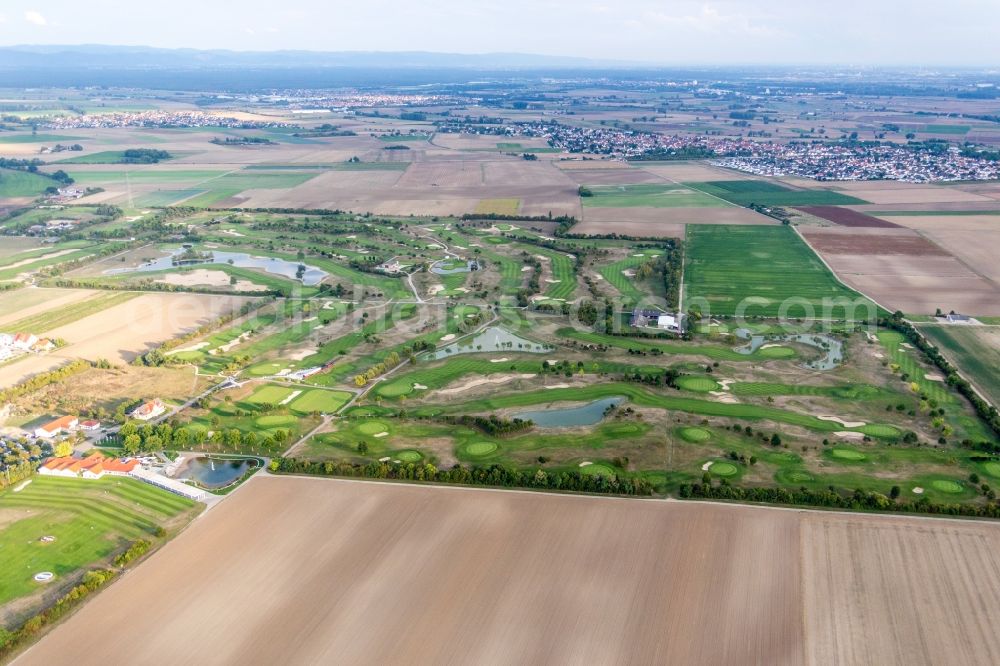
[[685, 180, 867, 206], [288, 389, 352, 414], [0, 168, 57, 198], [918, 324, 1000, 407], [0, 476, 197, 606], [582, 183, 728, 208], [683, 225, 877, 320]]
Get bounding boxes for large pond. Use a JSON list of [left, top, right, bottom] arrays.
[[734, 329, 844, 370], [431, 259, 480, 275], [515, 396, 625, 428], [422, 326, 551, 360], [107, 248, 328, 286], [174, 456, 258, 490]]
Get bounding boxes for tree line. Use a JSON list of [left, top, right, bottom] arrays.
[[270, 457, 653, 496]]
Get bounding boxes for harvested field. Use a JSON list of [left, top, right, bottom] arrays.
[[800, 227, 1000, 315], [572, 205, 768, 237], [0, 288, 99, 329], [22, 477, 1000, 666], [801, 515, 1000, 665], [19, 476, 804, 665], [0, 293, 247, 388], [876, 215, 1000, 284], [634, 161, 750, 182], [801, 228, 948, 255], [797, 206, 901, 228], [559, 168, 664, 186], [826, 183, 994, 205]]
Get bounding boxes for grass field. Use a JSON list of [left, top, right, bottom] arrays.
[[0, 134, 79, 144], [582, 183, 727, 208], [288, 389, 352, 415], [0, 169, 57, 198], [686, 181, 867, 206], [475, 198, 520, 215], [598, 249, 663, 306], [0, 476, 198, 607], [918, 324, 1000, 407], [2, 291, 139, 334], [683, 225, 877, 319], [54, 151, 176, 165]]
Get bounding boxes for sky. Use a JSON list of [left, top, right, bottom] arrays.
[[0, 0, 998, 66]]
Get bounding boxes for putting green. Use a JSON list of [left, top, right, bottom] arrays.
[[860, 424, 901, 438], [357, 421, 389, 436], [247, 385, 295, 405], [830, 448, 866, 461], [982, 461, 1000, 478], [580, 463, 616, 477], [679, 427, 711, 443], [708, 461, 738, 477], [377, 380, 413, 397], [255, 415, 296, 428], [395, 450, 423, 463], [464, 441, 499, 457], [930, 479, 964, 494], [784, 470, 813, 483], [676, 376, 721, 393], [758, 346, 795, 359]]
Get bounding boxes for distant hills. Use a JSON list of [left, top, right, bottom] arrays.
[[0, 45, 634, 70]]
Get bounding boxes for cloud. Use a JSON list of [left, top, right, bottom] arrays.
[[24, 10, 48, 26]]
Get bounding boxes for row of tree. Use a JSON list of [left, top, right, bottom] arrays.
[[270, 458, 653, 496]]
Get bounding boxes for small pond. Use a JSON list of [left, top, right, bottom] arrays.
[[422, 326, 550, 360], [174, 456, 258, 490], [431, 259, 480, 275], [734, 329, 843, 370], [107, 248, 328, 286], [515, 396, 625, 428]]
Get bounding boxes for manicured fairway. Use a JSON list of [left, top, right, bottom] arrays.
[[830, 448, 866, 461], [289, 389, 352, 414], [683, 225, 876, 319], [246, 385, 297, 406], [919, 324, 1000, 407], [0, 476, 197, 606], [582, 184, 728, 208]]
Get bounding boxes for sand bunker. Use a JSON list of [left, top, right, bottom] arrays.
[[834, 431, 866, 440], [166, 341, 209, 355], [158, 269, 268, 292], [579, 461, 593, 467], [819, 416, 866, 428], [412, 383, 428, 390], [287, 348, 318, 361], [490, 357, 510, 363], [440, 333, 456, 342], [925, 373, 945, 382], [278, 390, 302, 406], [545, 384, 571, 389], [710, 391, 739, 404], [913, 487, 924, 494], [211, 331, 252, 355], [437, 373, 535, 396], [373, 432, 389, 438]]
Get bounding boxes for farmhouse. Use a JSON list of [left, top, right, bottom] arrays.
[[130, 398, 166, 421], [34, 415, 79, 439], [630, 308, 686, 334], [375, 257, 403, 274]]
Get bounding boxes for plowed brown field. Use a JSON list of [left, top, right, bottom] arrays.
[[17, 477, 1000, 666]]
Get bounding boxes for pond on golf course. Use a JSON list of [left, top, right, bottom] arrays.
[[515, 396, 625, 428], [431, 259, 480, 275], [734, 329, 844, 370], [173, 456, 258, 490], [106, 248, 328, 286], [421, 326, 551, 360]]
